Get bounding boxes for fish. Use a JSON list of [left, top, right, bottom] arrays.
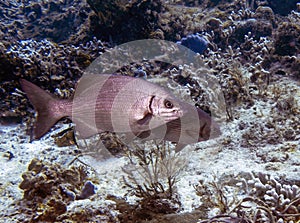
[[20, 74, 185, 139], [137, 102, 221, 151]]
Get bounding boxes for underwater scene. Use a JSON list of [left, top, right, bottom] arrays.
[[0, 0, 300, 222]]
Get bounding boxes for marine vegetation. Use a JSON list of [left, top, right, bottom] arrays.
[[119, 141, 186, 221]]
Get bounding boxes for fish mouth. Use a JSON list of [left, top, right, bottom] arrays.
[[199, 122, 209, 140], [159, 109, 183, 121], [199, 120, 221, 141], [164, 116, 179, 122]]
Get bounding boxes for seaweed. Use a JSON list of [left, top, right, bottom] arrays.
[[123, 142, 186, 200], [119, 141, 186, 221]]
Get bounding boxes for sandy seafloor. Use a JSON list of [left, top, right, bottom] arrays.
[[0, 76, 299, 222], [0, 0, 300, 222]]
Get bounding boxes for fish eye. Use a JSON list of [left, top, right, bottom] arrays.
[[164, 99, 174, 109]]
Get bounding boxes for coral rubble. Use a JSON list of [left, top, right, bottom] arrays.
[[196, 172, 300, 222], [18, 158, 90, 221], [8, 158, 118, 222]]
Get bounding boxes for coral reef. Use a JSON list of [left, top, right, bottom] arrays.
[[196, 172, 300, 222], [0, 37, 107, 135], [0, 0, 95, 45], [274, 21, 300, 56], [87, 0, 164, 43], [0, 43, 24, 82], [267, 0, 299, 16], [246, 173, 300, 222], [0, 0, 300, 222], [4, 158, 119, 222], [17, 158, 95, 222], [6, 38, 105, 83], [2, 0, 300, 123]]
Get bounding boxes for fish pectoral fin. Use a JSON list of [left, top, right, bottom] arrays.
[[136, 113, 152, 126], [130, 113, 152, 138], [186, 129, 197, 138], [137, 130, 151, 139], [175, 143, 187, 152], [74, 120, 101, 139]]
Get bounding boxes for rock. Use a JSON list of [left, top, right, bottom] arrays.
[[87, 0, 164, 43]]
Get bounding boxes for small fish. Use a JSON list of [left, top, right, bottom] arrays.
[[20, 75, 185, 139], [137, 102, 221, 151]]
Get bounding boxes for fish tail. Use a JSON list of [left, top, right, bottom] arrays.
[[20, 79, 69, 139]]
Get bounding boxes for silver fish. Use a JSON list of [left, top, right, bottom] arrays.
[[20, 75, 185, 139]]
